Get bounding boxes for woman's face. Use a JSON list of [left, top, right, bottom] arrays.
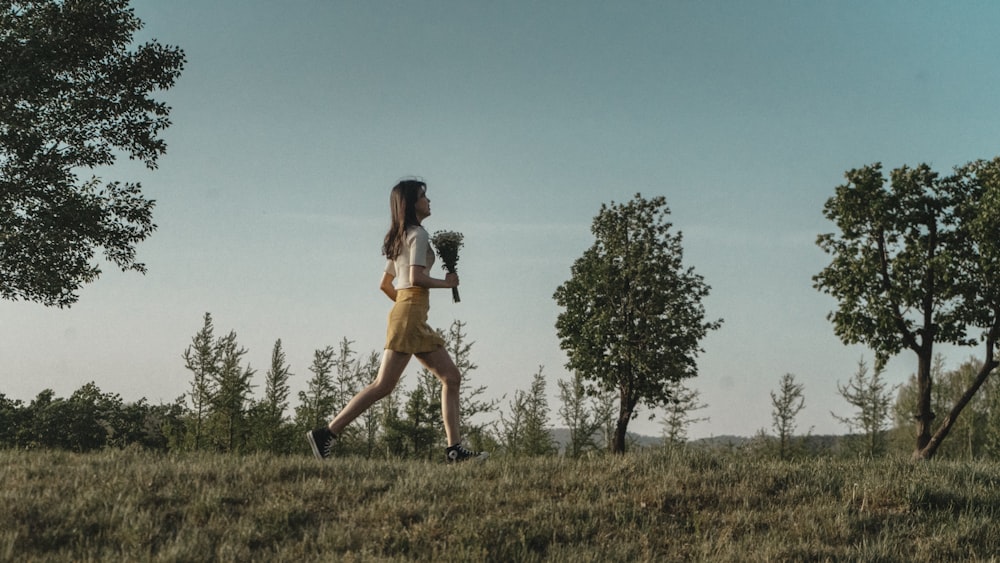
[[414, 189, 431, 220]]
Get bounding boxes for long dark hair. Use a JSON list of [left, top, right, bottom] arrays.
[[382, 179, 426, 259]]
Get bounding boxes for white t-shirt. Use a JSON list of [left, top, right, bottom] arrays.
[[384, 226, 435, 289]]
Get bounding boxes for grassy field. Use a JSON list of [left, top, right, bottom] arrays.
[[3, 447, 1000, 562]]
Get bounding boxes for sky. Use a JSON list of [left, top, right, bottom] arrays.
[[3, 0, 1000, 440]]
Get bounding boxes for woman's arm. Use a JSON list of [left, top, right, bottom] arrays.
[[380, 272, 397, 301], [410, 266, 459, 290]]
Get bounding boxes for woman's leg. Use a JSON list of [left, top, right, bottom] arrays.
[[328, 349, 411, 435], [415, 346, 462, 446]]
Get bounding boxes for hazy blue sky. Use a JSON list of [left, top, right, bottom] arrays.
[[4, 1, 999, 439]]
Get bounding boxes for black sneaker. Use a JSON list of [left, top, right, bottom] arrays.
[[306, 427, 336, 460], [446, 443, 488, 463]]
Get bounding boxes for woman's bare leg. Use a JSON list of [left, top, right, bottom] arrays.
[[328, 349, 411, 435], [415, 346, 462, 446]]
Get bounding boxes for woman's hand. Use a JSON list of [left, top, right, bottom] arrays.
[[445, 272, 459, 288]]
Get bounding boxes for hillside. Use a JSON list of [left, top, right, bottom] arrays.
[[4, 447, 1000, 561]]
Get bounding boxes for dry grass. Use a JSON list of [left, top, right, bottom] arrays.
[[3, 447, 1000, 562]]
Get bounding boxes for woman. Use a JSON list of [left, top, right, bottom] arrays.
[[306, 179, 488, 463]]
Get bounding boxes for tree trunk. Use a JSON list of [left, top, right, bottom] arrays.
[[915, 350, 998, 461], [612, 393, 636, 454], [612, 413, 630, 454], [913, 349, 935, 457]]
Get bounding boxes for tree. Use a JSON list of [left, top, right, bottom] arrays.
[[16, 389, 67, 449], [397, 372, 441, 459], [149, 395, 191, 452], [209, 330, 255, 452], [15, 383, 120, 451], [814, 159, 1000, 460], [553, 194, 721, 453], [771, 373, 805, 460], [182, 313, 218, 450], [263, 339, 292, 427], [592, 386, 619, 452], [557, 371, 602, 457], [929, 159, 1000, 458], [892, 356, 1000, 460], [832, 358, 895, 457], [500, 367, 558, 457], [248, 339, 294, 453], [0, 394, 24, 447], [1, 0, 185, 307], [378, 385, 407, 459], [979, 361, 1000, 460], [660, 380, 709, 446], [331, 338, 360, 409], [295, 346, 338, 438], [935, 358, 991, 459], [116, 397, 184, 452], [891, 355, 947, 455], [66, 381, 126, 451]]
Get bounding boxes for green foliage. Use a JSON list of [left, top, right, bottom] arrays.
[[660, 380, 709, 446], [180, 313, 255, 452], [139, 397, 188, 452], [376, 386, 406, 458], [207, 331, 255, 452], [7, 448, 1000, 561], [0, 383, 181, 452], [65, 382, 122, 451], [3, 314, 505, 460], [181, 312, 217, 450], [500, 367, 558, 457], [17, 386, 127, 451], [814, 163, 970, 360], [0, 393, 24, 446], [815, 159, 1000, 459], [246, 339, 296, 454], [0, 0, 185, 307], [327, 339, 364, 453], [16, 389, 74, 450], [943, 158, 1000, 331], [294, 345, 337, 436], [771, 373, 805, 460], [591, 385, 619, 451], [380, 368, 442, 460], [554, 193, 721, 453], [330, 338, 360, 409], [833, 358, 895, 457], [397, 372, 441, 459], [892, 355, 1000, 460], [556, 371, 603, 457]]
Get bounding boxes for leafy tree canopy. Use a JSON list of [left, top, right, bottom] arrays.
[[815, 158, 1000, 459], [554, 193, 721, 453], [1, 0, 185, 306]]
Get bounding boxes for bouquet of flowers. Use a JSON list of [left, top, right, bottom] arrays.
[[431, 230, 463, 303]]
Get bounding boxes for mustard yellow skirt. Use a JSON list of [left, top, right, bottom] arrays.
[[385, 288, 445, 354]]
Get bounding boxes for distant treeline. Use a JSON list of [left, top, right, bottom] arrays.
[[4, 315, 998, 461], [0, 315, 615, 459]]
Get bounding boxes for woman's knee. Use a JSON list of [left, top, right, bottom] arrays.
[[417, 348, 462, 388], [439, 367, 461, 389], [367, 380, 397, 399]]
